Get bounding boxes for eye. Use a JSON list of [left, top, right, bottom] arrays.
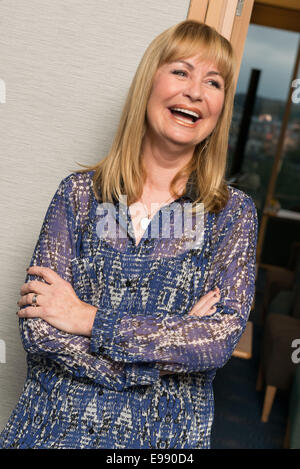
[[207, 79, 223, 89], [171, 69, 188, 78]]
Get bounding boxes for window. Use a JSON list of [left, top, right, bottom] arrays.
[[227, 24, 300, 223]]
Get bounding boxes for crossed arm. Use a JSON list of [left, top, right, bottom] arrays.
[[17, 175, 258, 388]]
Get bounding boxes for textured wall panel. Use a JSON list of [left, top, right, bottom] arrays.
[[0, 0, 190, 431]]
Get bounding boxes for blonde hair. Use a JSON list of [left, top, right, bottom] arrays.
[[74, 20, 236, 213]]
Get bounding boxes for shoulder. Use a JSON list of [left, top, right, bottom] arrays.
[[59, 170, 95, 195], [227, 185, 257, 216], [213, 185, 258, 233], [56, 171, 97, 226], [55, 170, 97, 209]]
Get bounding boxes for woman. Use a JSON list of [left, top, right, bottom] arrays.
[[0, 20, 257, 449]]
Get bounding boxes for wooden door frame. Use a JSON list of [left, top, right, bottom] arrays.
[[188, 0, 255, 85]]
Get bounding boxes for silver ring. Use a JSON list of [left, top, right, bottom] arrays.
[[32, 293, 38, 307]]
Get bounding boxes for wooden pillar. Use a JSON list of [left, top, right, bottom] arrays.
[[187, 0, 209, 22]]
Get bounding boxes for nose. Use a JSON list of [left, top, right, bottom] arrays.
[[183, 81, 203, 102]]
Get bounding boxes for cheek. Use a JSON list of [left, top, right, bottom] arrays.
[[146, 96, 160, 126], [150, 75, 180, 104], [146, 80, 175, 123], [147, 85, 164, 116], [209, 94, 225, 120], [146, 87, 159, 120]]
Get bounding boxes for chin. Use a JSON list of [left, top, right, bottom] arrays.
[[166, 136, 197, 147], [165, 130, 197, 144]]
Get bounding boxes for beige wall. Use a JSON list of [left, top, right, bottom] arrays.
[[0, 0, 190, 431]]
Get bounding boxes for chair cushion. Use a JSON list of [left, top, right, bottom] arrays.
[[262, 313, 300, 389], [269, 290, 294, 316]]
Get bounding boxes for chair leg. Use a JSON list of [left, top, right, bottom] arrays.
[[256, 363, 264, 391], [261, 385, 277, 422], [283, 418, 290, 449]]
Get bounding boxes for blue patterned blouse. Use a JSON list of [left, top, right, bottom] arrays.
[[0, 170, 257, 449]]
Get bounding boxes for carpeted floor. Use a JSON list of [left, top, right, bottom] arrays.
[[210, 271, 290, 449], [211, 324, 289, 449]]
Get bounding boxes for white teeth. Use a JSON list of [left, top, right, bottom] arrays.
[[170, 107, 200, 119]]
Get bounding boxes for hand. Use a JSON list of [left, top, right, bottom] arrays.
[[16, 266, 97, 337], [188, 287, 220, 317]]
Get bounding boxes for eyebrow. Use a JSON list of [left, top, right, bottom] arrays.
[[175, 60, 224, 79]]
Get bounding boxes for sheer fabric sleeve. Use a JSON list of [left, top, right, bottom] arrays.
[[90, 194, 258, 384], [19, 176, 126, 390]]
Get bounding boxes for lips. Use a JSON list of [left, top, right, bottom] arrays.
[[168, 104, 202, 127]]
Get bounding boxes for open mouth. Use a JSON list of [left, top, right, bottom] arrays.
[[168, 106, 202, 125]]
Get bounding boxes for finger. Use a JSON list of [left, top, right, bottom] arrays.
[[17, 306, 43, 319], [196, 289, 220, 307], [204, 292, 220, 310], [26, 266, 59, 285], [189, 298, 219, 317], [20, 279, 48, 296], [189, 306, 217, 317], [18, 292, 44, 308], [189, 290, 220, 314]]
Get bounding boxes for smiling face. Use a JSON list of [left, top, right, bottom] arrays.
[[145, 55, 225, 151]]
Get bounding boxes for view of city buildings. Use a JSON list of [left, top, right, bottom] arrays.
[[226, 24, 300, 220]]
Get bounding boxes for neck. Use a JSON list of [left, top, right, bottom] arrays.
[[141, 135, 194, 194]]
